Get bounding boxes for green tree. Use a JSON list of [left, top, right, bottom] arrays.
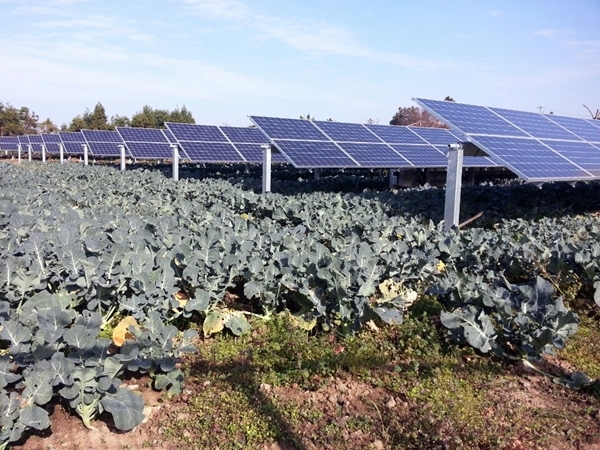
[[131, 105, 195, 128], [110, 114, 131, 128], [67, 102, 111, 131], [39, 118, 58, 133], [0, 102, 39, 135]]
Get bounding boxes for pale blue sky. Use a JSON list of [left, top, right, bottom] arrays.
[[0, 0, 598, 127]]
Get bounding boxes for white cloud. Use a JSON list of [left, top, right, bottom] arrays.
[[534, 29, 561, 37]]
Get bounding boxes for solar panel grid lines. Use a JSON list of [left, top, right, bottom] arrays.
[[273, 140, 359, 168], [115, 127, 180, 160], [416, 98, 530, 137], [364, 124, 426, 144], [250, 116, 329, 141], [543, 115, 600, 143], [166, 122, 228, 143], [41, 134, 62, 154], [81, 130, 128, 157], [165, 122, 246, 163], [414, 97, 600, 182], [0, 136, 19, 151], [312, 120, 382, 143], [217, 125, 281, 164], [28, 135, 43, 144], [488, 107, 584, 141], [58, 131, 86, 154], [470, 135, 593, 181], [335, 142, 413, 168]]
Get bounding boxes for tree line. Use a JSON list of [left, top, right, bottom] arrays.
[[0, 102, 195, 136]]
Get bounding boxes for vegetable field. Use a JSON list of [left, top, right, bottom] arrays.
[[1, 161, 600, 449]]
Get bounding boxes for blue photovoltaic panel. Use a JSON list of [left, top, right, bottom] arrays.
[[273, 140, 358, 168], [490, 107, 582, 141], [125, 142, 175, 159], [59, 131, 85, 142], [540, 140, 600, 176], [389, 144, 448, 167], [167, 123, 227, 142], [336, 143, 410, 167], [116, 127, 176, 159], [219, 126, 266, 144], [219, 126, 288, 164], [163, 128, 178, 144], [29, 135, 43, 144], [81, 130, 129, 157], [18, 135, 30, 145], [0, 136, 19, 151], [365, 124, 428, 145], [409, 127, 460, 145], [41, 134, 62, 153], [471, 136, 591, 180], [314, 121, 381, 143], [417, 98, 528, 137], [250, 117, 328, 141], [59, 132, 85, 154], [416, 97, 600, 182], [542, 115, 600, 143], [178, 142, 245, 163]]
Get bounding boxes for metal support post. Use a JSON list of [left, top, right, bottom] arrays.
[[444, 144, 464, 232], [261, 144, 272, 193], [83, 144, 89, 166], [28, 145, 32, 161], [17, 145, 22, 163], [171, 144, 179, 181], [314, 168, 321, 180], [59, 144, 64, 164], [41, 145, 46, 163], [119, 145, 126, 171]]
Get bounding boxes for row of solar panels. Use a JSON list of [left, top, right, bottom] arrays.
[[0, 121, 500, 170], [414, 98, 600, 183]]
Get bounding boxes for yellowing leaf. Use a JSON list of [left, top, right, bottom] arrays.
[[437, 261, 446, 272], [112, 316, 139, 347], [286, 312, 317, 331], [240, 213, 250, 220], [203, 310, 226, 337]]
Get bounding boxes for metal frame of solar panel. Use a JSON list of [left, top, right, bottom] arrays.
[[116, 127, 180, 160], [250, 116, 498, 169], [414, 98, 600, 183], [59, 132, 86, 154], [81, 130, 130, 157]]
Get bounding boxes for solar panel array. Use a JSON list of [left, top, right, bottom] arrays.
[[59, 132, 86, 154], [165, 123, 287, 164], [0, 136, 19, 151], [415, 98, 600, 182], [116, 127, 179, 160], [80, 130, 130, 157], [41, 134, 62, 154], [250, 116, 498, 169]]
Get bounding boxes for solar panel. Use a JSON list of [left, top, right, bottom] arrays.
[[409, 127, 460, 145], [0, 136, 19, 151], [313, 121, 381, 143], [41, 134, 62, 153], [250, 117, 328, 141], [415, 97, 600, 182], [489, 107, 582, 141], [167, 123, 228, 142], [219, 126, 288, 164], [388, 144, 448, 167], [470, 136, 590, 180], [417, 99, 529, 137], [116, 127, 178, 160], [166, 123, 246, 163], [59, 132, 86, 154], [365, 124, 425, 144], [335, 143, 411, 167], [543, 115, 600, 143], [272, 140, 358, 168], [81, 130, 128, 157]]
